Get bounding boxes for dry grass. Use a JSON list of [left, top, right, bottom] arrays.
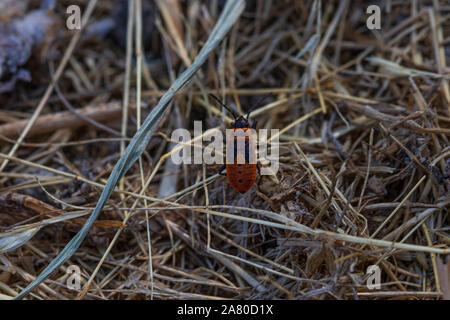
[[0, 0, 449, 300]]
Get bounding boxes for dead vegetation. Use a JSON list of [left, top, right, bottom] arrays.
[[0, 0, 449, 300]]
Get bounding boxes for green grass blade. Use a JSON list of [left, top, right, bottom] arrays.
[[14, 0, 245, 300]]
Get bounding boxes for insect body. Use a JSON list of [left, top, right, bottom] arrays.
[[226, 122, 257, 193], [209, 94, 258, 193]]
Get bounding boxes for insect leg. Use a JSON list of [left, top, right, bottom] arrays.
[[218, 164, 226, 175]]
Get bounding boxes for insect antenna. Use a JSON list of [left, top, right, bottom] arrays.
[[246, 95, 271, 121], [208, 94, 239, 119]]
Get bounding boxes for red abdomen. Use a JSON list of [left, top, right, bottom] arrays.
[[226, 128, 257, 193]]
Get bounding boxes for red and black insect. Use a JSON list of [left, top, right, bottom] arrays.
[[209, 94, 259, 193]]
